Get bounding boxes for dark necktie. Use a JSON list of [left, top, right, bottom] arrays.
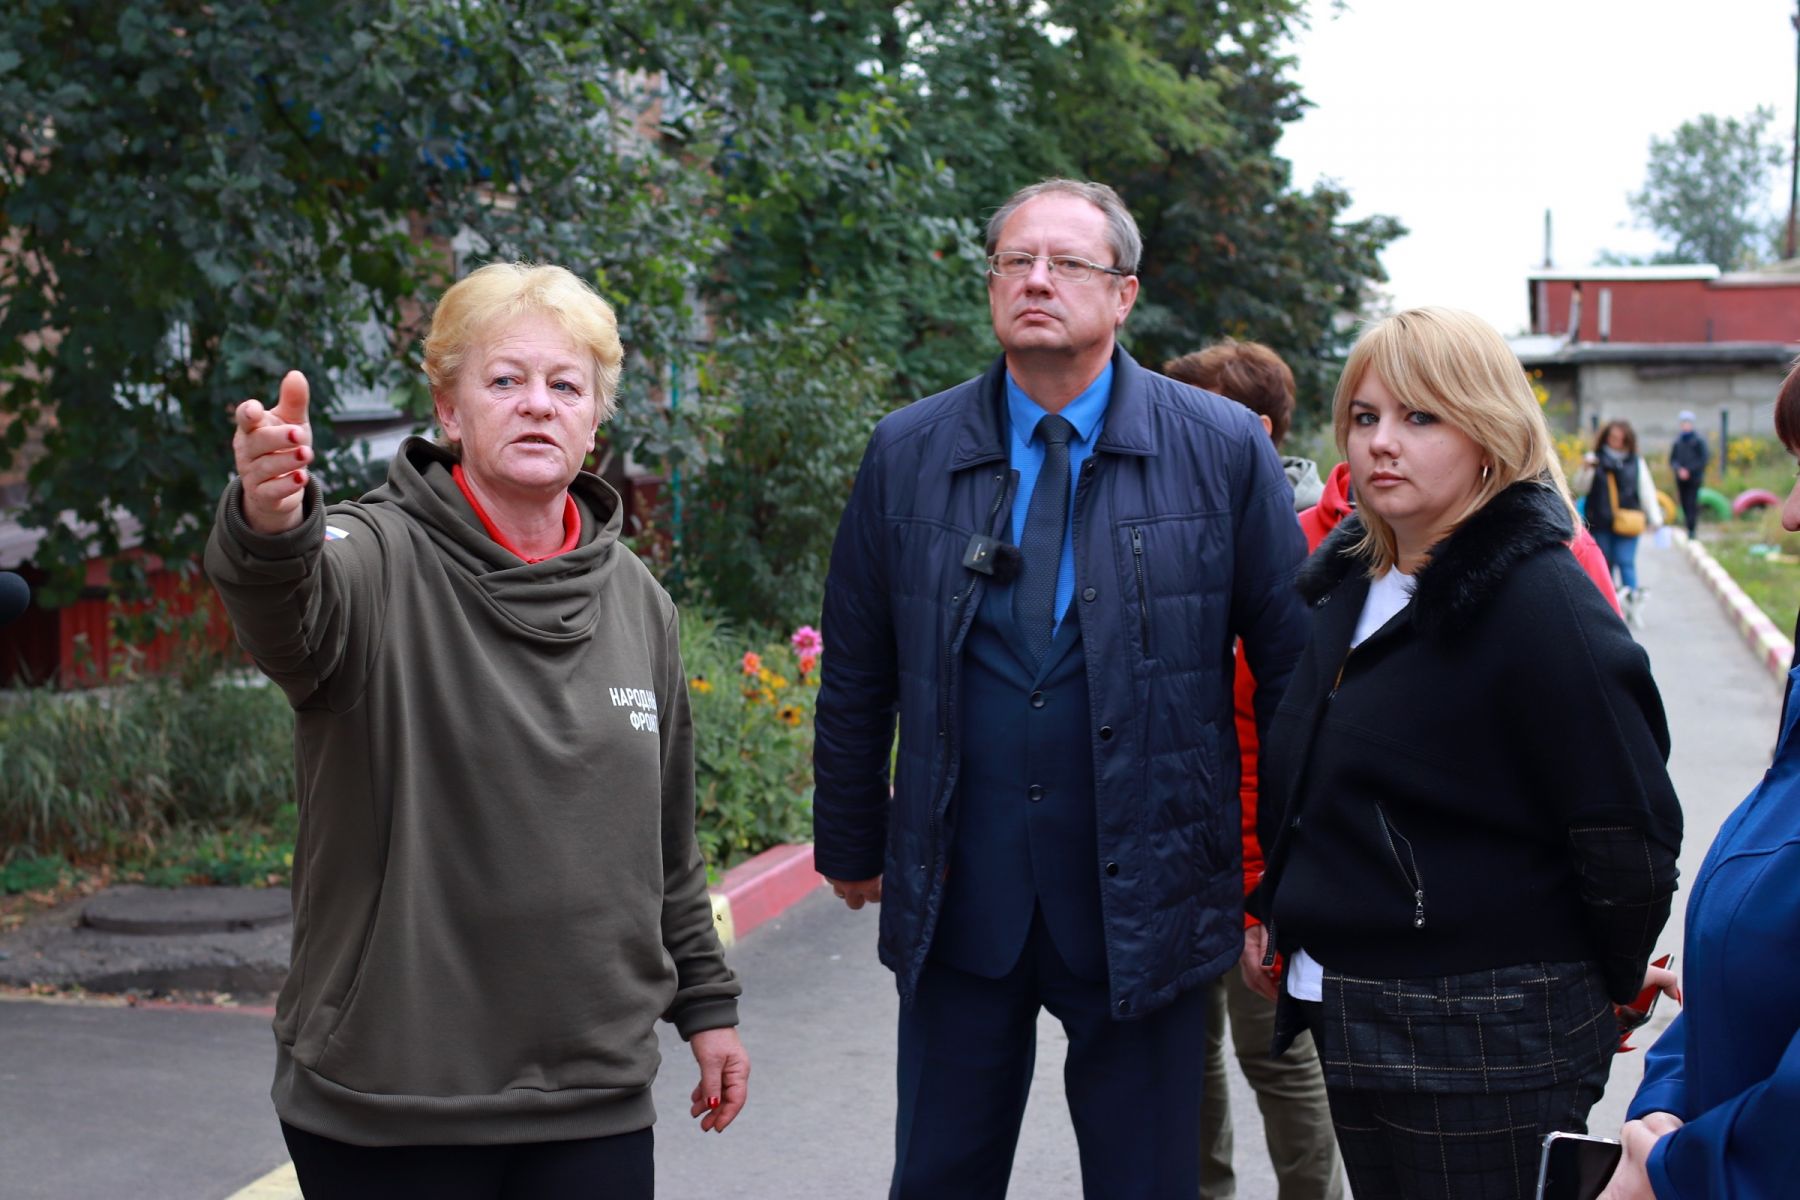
[[1015, 413, 1075, 663]]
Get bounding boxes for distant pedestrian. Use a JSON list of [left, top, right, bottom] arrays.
[[813, 179, 1310, 1199], [206, 263, 746, 1199], [1574, 418, 1663, 616], [1164, 341, 1344, 1200], [1256, 308, 1682, 1200], [1668, 411, 1709, 538], [1598, 362, 1800, 1198]]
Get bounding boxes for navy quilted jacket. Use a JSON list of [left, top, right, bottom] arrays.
[[813, 349, 1310, 1018]]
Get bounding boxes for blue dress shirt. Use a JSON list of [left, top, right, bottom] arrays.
[[1006, 363, 1112, 630]]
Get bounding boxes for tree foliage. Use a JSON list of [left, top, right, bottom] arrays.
[[0, 0, 721, 599], [1623, 107, 1788, 271], [2, 0, 1400, 627]]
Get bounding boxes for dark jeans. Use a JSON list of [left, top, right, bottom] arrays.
[[280, 1121, 654, 1200], [1589, 529, 1640, 591]]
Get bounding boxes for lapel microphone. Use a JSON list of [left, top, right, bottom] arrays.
[[962, 534, 1023, 584]]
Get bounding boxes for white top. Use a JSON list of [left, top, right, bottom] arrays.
[[1288, 567, 1416, 1003]]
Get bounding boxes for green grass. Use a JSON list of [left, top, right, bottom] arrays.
[[1702, 506, 1800, 632]]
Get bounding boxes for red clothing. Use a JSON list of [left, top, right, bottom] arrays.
[[1233, 465, 1347, 923], [451, 464, 581, 563], [1297, 459, 1354, 550], [1569, 524, 1624, 616], [1234, 462, 1620, 920]]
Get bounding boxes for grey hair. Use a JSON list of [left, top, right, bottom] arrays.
[[983, 178, 1143, 275]]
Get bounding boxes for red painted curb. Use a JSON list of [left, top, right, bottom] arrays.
[[714, 843, 827, 941]]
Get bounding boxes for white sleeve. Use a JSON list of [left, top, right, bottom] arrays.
[[1640, 458, 1664, 528]]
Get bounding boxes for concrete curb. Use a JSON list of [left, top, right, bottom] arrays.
[[709, 842, 827, 949], [1675, 529, 1793, 686]]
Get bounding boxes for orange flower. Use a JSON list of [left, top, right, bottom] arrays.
[[798, 653, 818, 676], [741, 651, 762, 676], [777, 705, 803, 727], [690, 675, 713, 694]]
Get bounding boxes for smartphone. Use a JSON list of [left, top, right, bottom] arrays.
[[1536, 1132, 1623, 1200]]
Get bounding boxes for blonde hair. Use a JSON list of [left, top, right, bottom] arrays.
[[422, 262, 624, 423], [1332, 307, 1577, 573]]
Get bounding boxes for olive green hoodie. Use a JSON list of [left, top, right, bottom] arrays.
[[204, 438, 738, 1146]]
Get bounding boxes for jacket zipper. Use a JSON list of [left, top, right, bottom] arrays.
[[938, 469, 1014, 747], [1373, 801, 1427, 929], [1131, 525, 1152, 654]]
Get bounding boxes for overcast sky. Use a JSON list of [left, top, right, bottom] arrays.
[[1277, 0, 1799, 334]]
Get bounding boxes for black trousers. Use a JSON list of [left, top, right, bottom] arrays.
[[280, 1121, 654, 1200], [1676, 477, 1703, 537]]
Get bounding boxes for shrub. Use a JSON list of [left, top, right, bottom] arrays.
[[0, 604, 821, 887], [671, 299, 892, 632], [0, 852, 71, 895], [0, 675, 294, 863], [133, 804, 297, 888], [681, 608, 818, 870]]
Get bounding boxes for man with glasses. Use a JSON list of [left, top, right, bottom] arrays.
[[814, 178, 1310, 1198]]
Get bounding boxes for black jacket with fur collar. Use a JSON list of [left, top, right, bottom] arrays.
[[1256, 481, 1681, 1001]]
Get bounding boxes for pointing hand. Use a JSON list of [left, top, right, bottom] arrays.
[[232, 371, 313, 535]]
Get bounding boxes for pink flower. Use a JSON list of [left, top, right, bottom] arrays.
[[741, 651, 762, 677], [790, 625, 824, 656]]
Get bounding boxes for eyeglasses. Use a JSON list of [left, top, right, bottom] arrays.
[[985, 252, 1130, 283]]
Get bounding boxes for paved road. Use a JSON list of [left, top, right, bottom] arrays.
[[1583, 535, 1783, 1138], [0, 997, 286, 1200], [0, 536, 1781, 1199]]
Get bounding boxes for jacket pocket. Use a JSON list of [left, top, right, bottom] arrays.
[[1372, 802, 1427, 931], [1377, 977, 1528, 1020], [1130, 525, 1153, 656], [1324, 962, 1612, 1094]]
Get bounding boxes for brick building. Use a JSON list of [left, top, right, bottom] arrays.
[[1513, 263, 1800, 441]]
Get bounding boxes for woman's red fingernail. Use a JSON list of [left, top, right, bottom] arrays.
[[707, 1096, 719, 1109], [288, 428, 299, 443]]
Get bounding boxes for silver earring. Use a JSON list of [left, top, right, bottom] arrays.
[[1481, 464, 1491, 483]]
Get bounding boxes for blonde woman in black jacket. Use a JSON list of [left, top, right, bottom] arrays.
[[1252, 308, 1682, 1200]]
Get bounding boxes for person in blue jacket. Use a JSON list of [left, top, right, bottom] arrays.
[[1600, 358, 1800, 1199], [812, 178, 1310, 1199]]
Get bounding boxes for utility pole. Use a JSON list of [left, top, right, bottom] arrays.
[[1789, 2, 1800, 259]]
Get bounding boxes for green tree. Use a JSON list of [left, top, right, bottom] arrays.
[[0, 0, 722, 601], [1624, 107, 1787, 270], [1037, 0, 1403, 421], [668, 0, 1405, 626], [2, 0, 1401, 630]]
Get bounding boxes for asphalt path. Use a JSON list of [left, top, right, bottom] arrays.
[[0, 997, 285, 1200], [0, 534, 1781, 1199]]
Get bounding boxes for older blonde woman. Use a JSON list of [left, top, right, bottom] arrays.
[[206, 263, 747, 1198], [1251, 308, 1681, 1200]]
